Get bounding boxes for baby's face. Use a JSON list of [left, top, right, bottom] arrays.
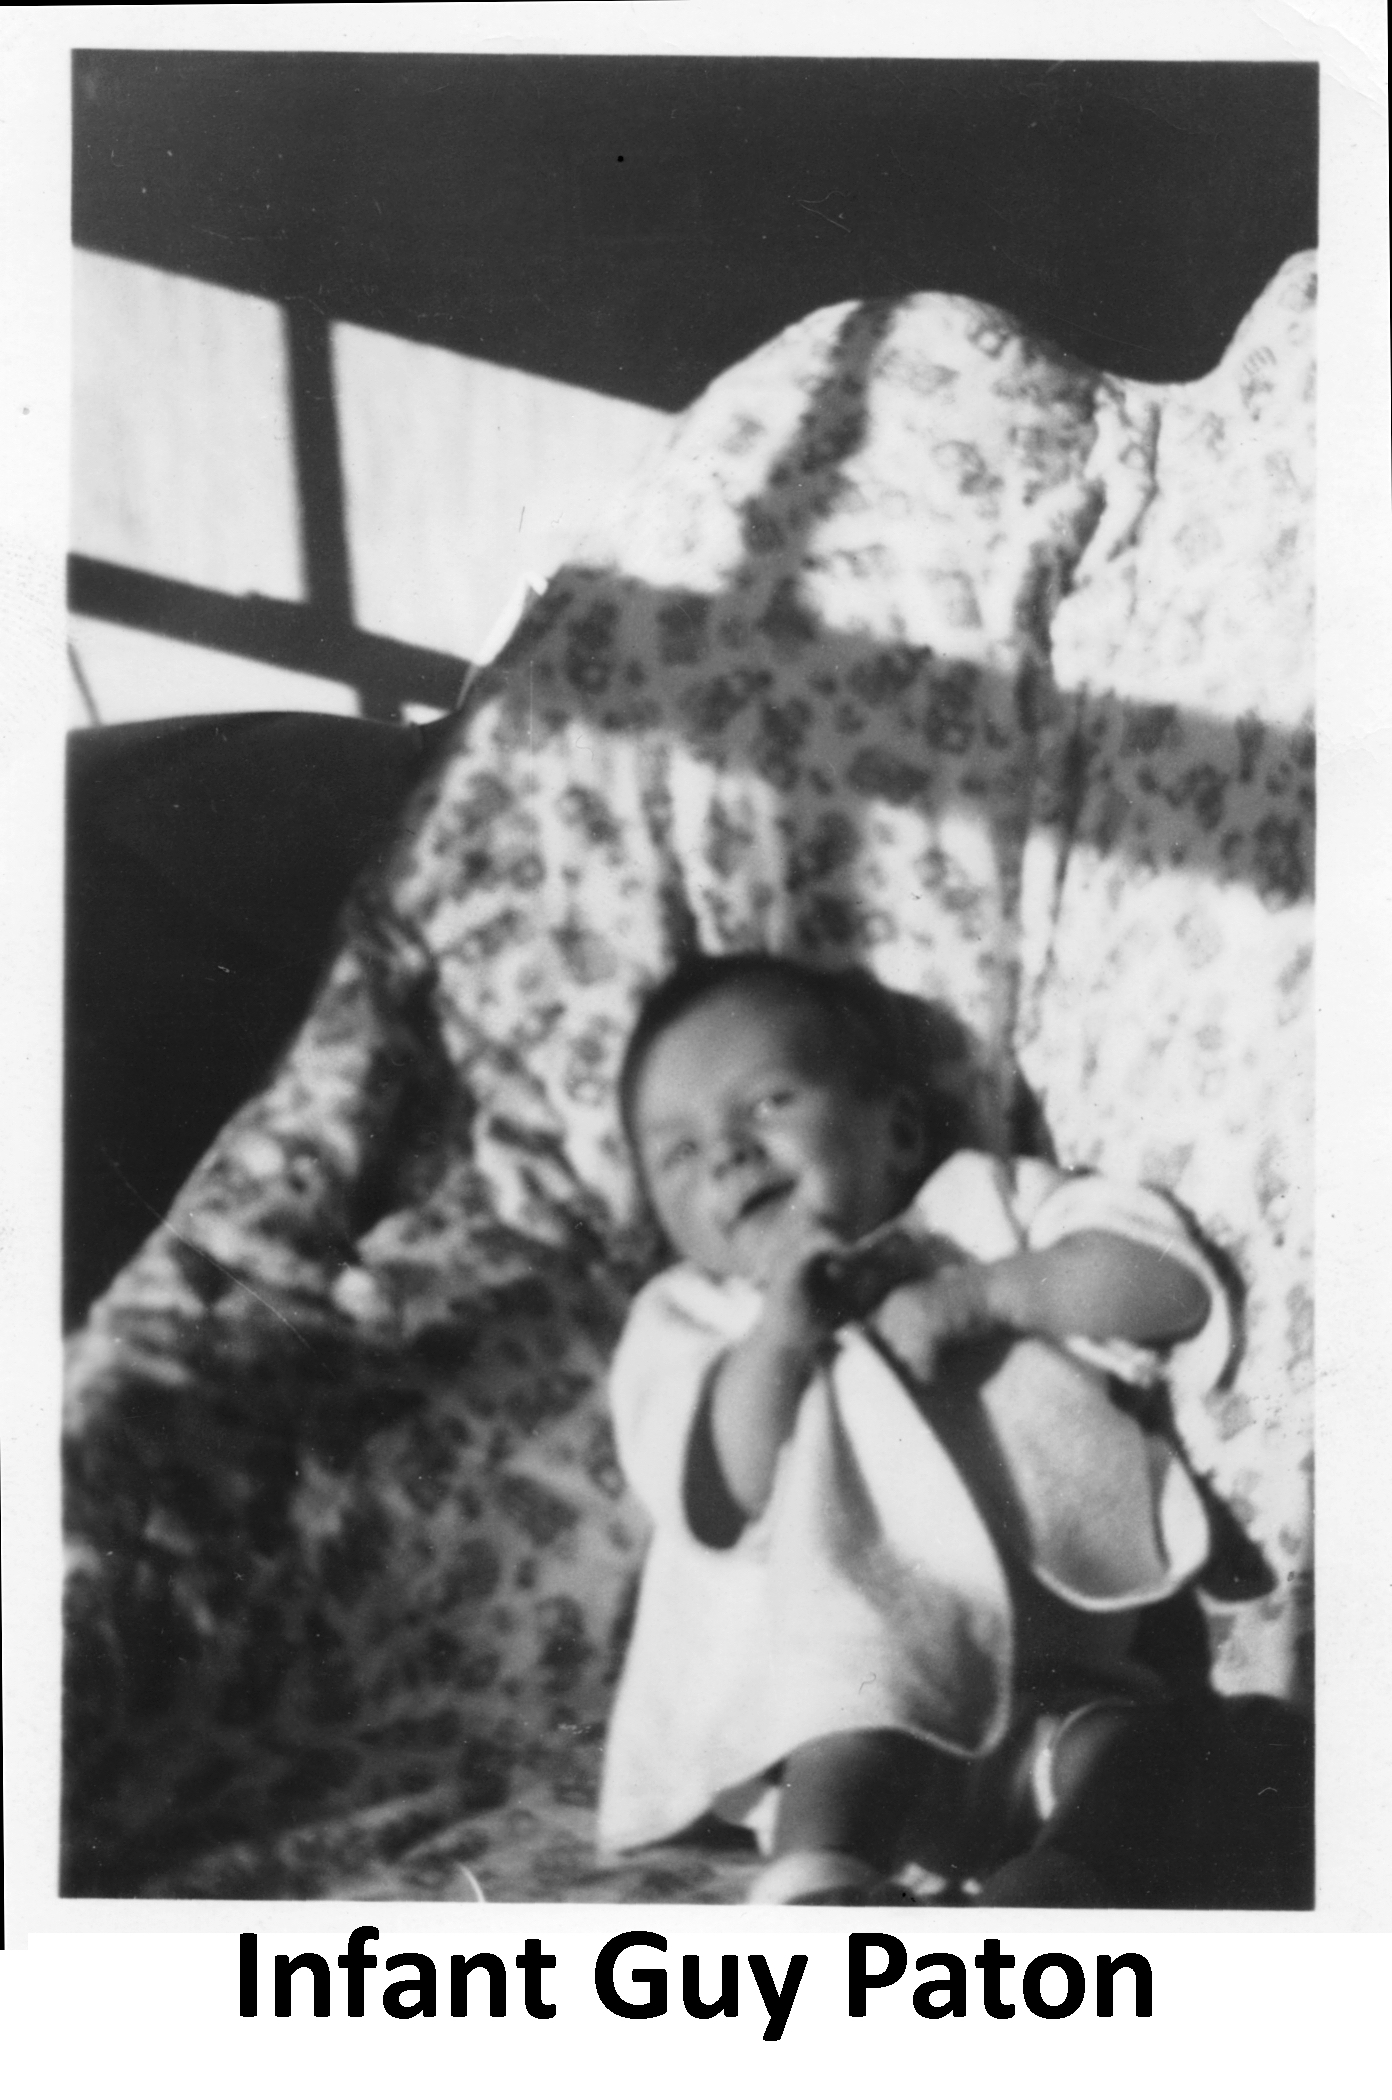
[[631, 986, 919, 1284]]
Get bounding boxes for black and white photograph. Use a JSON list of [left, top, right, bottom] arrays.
[[48, 37, 1327, 1915], [3, 15, 1389, 2046]]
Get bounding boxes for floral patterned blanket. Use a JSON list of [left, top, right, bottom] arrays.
[[64, 255, 1314, 1902]]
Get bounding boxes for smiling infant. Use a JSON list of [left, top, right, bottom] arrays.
[[597, 953, 1232, 1905]]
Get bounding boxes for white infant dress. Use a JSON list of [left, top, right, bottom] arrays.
[[597, 1150, 1232, 1853]]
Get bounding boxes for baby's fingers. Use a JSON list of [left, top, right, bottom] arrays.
[[761, 1224, 848, 1320], [807, 1227, 924, 1323], [869, 1284, 946, 1381]]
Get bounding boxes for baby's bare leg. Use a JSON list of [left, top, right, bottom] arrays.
[[773, 1729, 965, 1872], [976, 1701, 1190, 1907]]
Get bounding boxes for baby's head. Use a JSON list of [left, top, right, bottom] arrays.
[[620, 954, 935, 1283]]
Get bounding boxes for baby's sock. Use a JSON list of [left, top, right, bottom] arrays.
[[746, 1849, 927, 1904], [746, 1848, 882, 1904]]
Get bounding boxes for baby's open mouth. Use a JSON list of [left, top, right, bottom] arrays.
[[729, 1180, 797, 1231]]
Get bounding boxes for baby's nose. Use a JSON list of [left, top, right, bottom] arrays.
[[710, 1124, 765, 1176]]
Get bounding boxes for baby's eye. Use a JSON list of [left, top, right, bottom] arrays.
[[751, 1088, 797, 1121], [657, 1137, 699, 1174]]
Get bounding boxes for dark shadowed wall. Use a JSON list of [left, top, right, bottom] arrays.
[[74, 53, 1317, 409]]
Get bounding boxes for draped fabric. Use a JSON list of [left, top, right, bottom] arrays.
[[63, 255, 1314, 1899]]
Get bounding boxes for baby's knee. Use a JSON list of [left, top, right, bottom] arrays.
[[775, 1729, 957, 1866], [1035, 1700, 1150, 1821]]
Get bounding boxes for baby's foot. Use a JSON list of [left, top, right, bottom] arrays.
[[747, 1849, 921, 1904]]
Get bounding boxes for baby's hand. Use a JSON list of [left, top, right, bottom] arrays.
[[868, 1263, 994, 1386], [804, 1224, 973, 1326], [803, 1227, 923, 1325], [755, 1222, 857, 1355]]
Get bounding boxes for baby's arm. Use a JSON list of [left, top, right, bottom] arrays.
[[977, 1230, 1210, 1343], [706, 1226, 848, 1518], [870, 1230, 1210, 1387]]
